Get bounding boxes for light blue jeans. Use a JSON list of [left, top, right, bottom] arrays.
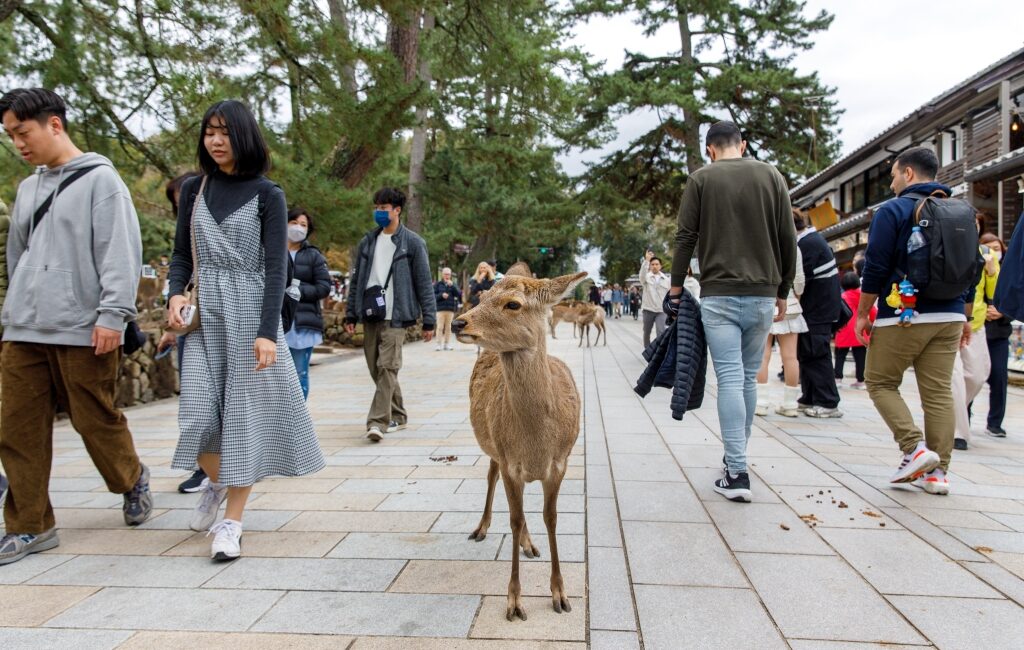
[[289, 346, 313, 400], [701, 296, 775, 474]]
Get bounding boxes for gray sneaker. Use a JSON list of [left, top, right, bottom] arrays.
[[805, 406, 844, 419], [123, 464, 153, 526], [0, 473, 7, 500], [0, 528, 60, 566], [190, 478, 229, 531]]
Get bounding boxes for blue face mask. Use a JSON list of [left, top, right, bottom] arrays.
[[374, 209, 391, 228]]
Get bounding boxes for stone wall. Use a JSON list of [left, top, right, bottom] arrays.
[[116, 331, 179, 408]]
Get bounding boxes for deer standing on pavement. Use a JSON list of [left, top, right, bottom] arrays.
[[576, 303, 606, 347], [452, 271, 586, 621]]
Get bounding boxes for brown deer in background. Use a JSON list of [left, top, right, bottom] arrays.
[[576, 303, 606, 347], [548, 301, 583, 339], [452, 271, 586, 621]]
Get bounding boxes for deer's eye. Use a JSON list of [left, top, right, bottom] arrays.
[[505, 301, 521, 311]]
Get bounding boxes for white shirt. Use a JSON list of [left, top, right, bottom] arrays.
[[639, 260, 671, 313], [367, 231, 398, 320]]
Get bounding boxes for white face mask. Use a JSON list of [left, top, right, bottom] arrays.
[[287, 225, 307, 243]]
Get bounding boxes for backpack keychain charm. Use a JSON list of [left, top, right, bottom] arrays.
[[893, 278, 918, 327]]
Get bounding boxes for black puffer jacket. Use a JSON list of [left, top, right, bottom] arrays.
[[290, 242, 332, 332], [434, 280, 462, 312], [634, 290, 707, 420]]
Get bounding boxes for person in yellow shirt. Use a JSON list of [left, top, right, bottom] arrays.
[[951, 217, 999, 451]]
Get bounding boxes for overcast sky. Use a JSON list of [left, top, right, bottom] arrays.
[[569, 1, 1024, 281]]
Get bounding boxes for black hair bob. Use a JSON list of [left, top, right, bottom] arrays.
[[0, 88, 68, 129], [198, 100, 270, 177], [840, 270, 861, 291], [288, 207, 316, 237], [373, 187, 406, 211]]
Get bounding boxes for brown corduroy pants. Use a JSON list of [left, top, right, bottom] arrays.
[[0, 342, 141, 534]]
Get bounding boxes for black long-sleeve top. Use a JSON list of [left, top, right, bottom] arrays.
[[168, 171, 288, 340]]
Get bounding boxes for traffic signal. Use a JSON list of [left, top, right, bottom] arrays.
[[538, 246, 554, 255]]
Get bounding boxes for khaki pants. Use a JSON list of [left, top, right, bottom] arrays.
[[362, 321, 407, 430], [951, 330, 991, 441], [865, 322, 962, 471], [0, 342, 141, 534], [437, 311, 455, 346]]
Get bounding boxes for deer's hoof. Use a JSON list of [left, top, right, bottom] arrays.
[[506, 599, 528, 621], [468, 528, 488, 542], [521, 543, 541, 559], [553, 595, 572, 614]]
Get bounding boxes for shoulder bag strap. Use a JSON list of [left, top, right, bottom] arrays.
[[29, 165, 102, 243], [189, 176, 208, 299]]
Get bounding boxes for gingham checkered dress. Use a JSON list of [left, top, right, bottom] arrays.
[[171, 193, 324, 486]]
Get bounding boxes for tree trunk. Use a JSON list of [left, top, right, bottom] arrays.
[[405, 11, 434, 234], [326, 0, 358, 96], [0, 0, 21, 22], [288, 59, 304, 162], [676, 5, 704, 173]]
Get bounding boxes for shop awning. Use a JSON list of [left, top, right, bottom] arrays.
[[965, 147, 1024, 182]]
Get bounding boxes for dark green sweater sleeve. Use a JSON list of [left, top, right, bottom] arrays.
[[671, 176, 702, 287], [775, 170, 797, 299]]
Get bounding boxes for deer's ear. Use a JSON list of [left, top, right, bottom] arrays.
[[542, 272, 588, 304]]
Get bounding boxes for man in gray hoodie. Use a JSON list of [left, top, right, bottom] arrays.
[[0, 88, 152, 566]]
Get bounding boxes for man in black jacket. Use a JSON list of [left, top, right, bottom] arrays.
[[433, 267, 461, 351], [344, 188, 436, 442], [795, 213, 843, 417]]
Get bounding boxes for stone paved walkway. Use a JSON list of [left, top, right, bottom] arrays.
[[1, 318, 1022, 649]]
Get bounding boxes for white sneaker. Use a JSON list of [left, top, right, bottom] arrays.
[[366, 426, 384, 442], [805, 406, 844, 419], [755, 401, 769, 416], [435, 344, 442, 351], [912, 468, 950, 495], [890, 445, 941, 483], [775, 404, 800, 417], [208, 519, 242, 561], [189, 479, 228, 531], [444, 344, 453, 351]]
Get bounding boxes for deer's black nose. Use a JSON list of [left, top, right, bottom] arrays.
[[451, 319, 467, 334]]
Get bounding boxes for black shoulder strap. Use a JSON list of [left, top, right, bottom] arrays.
[[31, 165, 102, 231]]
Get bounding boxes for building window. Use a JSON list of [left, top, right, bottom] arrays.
[[940, 128, 960, 166], [867, 160, 893, 205]]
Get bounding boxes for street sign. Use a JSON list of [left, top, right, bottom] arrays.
[[453, 243, 472, 254]]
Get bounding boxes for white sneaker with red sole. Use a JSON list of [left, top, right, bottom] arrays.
[[890, 445, 940, 483], [913, 468, 950, 495]]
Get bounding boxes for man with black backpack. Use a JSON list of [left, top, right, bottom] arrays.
[[0, 88, 152, 565], [856, 147, 979, 496]]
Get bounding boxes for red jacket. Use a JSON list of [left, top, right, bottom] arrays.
[[835, 288, 875, 348]]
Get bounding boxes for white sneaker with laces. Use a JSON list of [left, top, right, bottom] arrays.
[[366, 426, 384, 442], [755, 401, 769, 416], [208, 519, 242, 560], [891, 444, 940, 483], [189, 479, 228, 532], [913, 468, 950, 495]]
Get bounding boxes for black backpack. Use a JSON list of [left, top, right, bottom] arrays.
[[904, 190, 983, 300]]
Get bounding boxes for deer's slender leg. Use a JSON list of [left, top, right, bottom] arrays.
[[503, 473, 528, 621], [519, 519, 540, 558], [543, 471, 571, 613], [469, 459, 500, 541]]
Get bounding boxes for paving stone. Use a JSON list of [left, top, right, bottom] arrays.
[[430, 511, 585, 536], [389, 559, 585, 597], [888, 595, 1024, 649], [204, 557, 404, 591], [0, 554, 75, 585], [980, 511, 1024, 532], [117, 631, 353, 649], [668, 444, 731, 469], [0, 585, 98, 626], [622, 521, 747, 588], [457, 479, 585, 496], [587, 547, 636, 631], [818, 528, 1000, 597], [610, 454, 685, 482], [336, 478, 464, 493], [586, 464, 614, 498], [962, 560, 1024, 607], [633, 585, 787, 650], [705, 502, 834, 555], [587, 497, 623, 547], [44, 586, 282, 632], [281, 511, 439, 532], [329, 532, 502, 560], [944, 526, 1024, 554], [613, 480, 708, 523], [245, 492, 386, 511], [749, 457, 842, 486], [251, 478, 345, 493], [375, 492, 584, 513], [912, 507, 1015, 531], [0, 628, 133, 649], [252, 591, 479, 637], [351, 638, 584, 649], [138, 508, 299, 531], [737, 553, 926, 644], [470, 596, 585, 641], [498, 533, 585, 563], [162, 531, 345, 558], [773, 485, 902, 529], [38, 529, 193, 556], [787, 641, 932, 650], [605, 434, 670, 454], [29, 555, 230, 588], [589, 631, 640, 650]]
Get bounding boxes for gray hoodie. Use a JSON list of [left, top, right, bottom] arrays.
[[2, 153, 142, 346]]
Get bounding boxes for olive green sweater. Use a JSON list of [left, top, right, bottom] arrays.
[[672, 158, 797, 299]]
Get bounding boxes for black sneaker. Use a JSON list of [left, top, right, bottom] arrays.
[[123, 464, 153, 526], [713, 471, 752, 503], [986, 426, 1007, 438], [953, 438, 968, 451], [178, 468, 208, 493]]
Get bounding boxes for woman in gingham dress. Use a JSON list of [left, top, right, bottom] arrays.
[[167, 100, 324, 561]]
